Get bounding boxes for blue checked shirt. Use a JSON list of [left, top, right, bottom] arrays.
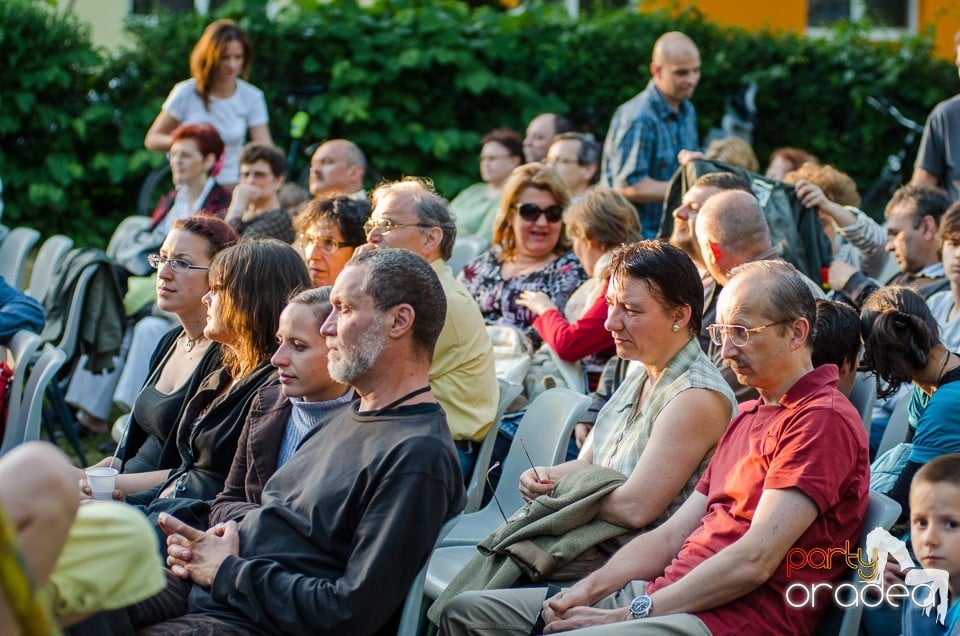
[[601, 80, 699, 238]]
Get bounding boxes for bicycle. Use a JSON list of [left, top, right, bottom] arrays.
[[860, 96, 924, 216], [136, 84, 326, 216]]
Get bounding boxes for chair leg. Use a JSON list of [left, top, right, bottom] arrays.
[[44, 381, 87, 466]]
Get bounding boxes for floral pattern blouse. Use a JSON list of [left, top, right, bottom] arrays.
[[458, 248, 587, 347]]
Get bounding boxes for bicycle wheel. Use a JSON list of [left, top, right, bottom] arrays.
[[137, 164, 171, 216]]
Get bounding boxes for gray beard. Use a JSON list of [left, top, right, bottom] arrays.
[[327, 315, 387, 384]]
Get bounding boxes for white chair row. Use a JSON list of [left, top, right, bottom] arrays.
[[1, 331, 67, 456]]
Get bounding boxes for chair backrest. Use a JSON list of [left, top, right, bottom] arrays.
[[494, 387, 591, 516], [18, 346, 67, 446], [876, 394, 911, 459], [463, 379, 523, 513], [447, 236, 488, 275], [847, 371, 876, 436], [25, 235, 73, 301], [105, 215, 153, 260], [0, 227, 41, 289], [397, 513, 462, 636], [814, 490, 901, 636], [487, 325, 533, 385], [0, 330, 42, 454]]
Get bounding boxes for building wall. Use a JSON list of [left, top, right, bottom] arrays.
[[639, 0, 959, 61], [59, 0, 130, 50]]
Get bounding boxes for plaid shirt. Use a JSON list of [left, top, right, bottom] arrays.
[[601, 80, 699, 238]]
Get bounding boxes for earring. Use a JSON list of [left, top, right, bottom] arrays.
[[672, 324, 680, 332]]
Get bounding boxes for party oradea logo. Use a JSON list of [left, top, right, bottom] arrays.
[[784, 527, 948, 624]]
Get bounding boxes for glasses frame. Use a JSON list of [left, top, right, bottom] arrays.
[[707, 321, 787, 347], [362, 218, 434, 235], [515, 202, 563, 223], [298, 234, 353, 255], [147, 253, 210, 274]]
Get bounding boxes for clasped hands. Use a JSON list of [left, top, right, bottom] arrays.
[[538, 585, 631, 633], [157, 512, 239, 588]]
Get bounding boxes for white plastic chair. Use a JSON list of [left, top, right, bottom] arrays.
[[876, 394, 911, 459], [397, 513, 462, 636], [847, 371, 876, 436], [18, 346, 67, 445], [463, 379, 523, 514], [487, 325, 533, 385], [0, 226, 41, 289], [0, 330, 42, 454], [105, 215, 152, 260], [434, 387, 590, 551], [25, 234, 73, 301], [446, 236, 488, 275], [813, 490, 901, 636]]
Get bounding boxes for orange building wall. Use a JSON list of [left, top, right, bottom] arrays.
[[638, 0, 959, 61]]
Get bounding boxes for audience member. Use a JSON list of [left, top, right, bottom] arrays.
[[601, 31, 701, 238], [83, 248, 465, 635], [704, 136, 759, 172], [208, 286, 354, 525], [787, 162, 889, 278], [811, 298, 861, 396], [108, 240, 309, 511], [911, 30, 960, 200], [95, 217, 237, 473], [517, 187, 641, 389], [144, 19, 271, 188], [861, 286, 960, 525], [224, 142, 294, 243], [307, 139, 367, 199], [927, 201, 960, 349], [545, 132, 600, 199], [149, 123, 230, 236], [459, 163, 587, 346], [0, 275, 44, 343], [764, 146, 818, 181], [522, 112, 574, 163], [830, 185, 952, 308], [439, 259, 869, 636], [364, 178, 497, 480], [293, 195, 370, 287], [449, 128, 523, 244]]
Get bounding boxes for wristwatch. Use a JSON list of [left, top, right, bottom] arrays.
[[629, 594, 653, 619]]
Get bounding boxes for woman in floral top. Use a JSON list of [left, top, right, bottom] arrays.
[[458, 163, 587, 346]]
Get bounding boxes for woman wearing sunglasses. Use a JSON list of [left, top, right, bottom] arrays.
[[459, 163, 587, 346]]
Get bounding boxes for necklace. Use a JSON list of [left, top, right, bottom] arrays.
[[183, 333, 203, 353], [937, 349, 953, 384]]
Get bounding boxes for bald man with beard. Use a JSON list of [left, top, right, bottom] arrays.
[[601, 32, 702, 239]]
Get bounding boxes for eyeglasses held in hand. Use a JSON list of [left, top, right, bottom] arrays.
[[707, 321, 786, 347], [518, 437, 542, 483], [147, 254, 210, 274], [298, 233, 352, 254], [515, 203, 563, 223], [362, 218, 433, 235], [486, 461, 508, 523]]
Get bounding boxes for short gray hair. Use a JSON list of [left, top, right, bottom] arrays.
[[370, 177, 456, 260]]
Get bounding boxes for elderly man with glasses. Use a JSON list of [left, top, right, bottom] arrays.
[[363, 177, 497, 482], [439, 259, 869, 636]]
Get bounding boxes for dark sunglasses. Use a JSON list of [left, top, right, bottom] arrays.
[[516, 202, 563, 223]]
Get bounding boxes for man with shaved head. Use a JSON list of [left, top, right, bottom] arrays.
[[308, 138, 367, 199], [601, 31, 702, 239]]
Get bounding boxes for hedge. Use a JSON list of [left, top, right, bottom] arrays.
[[2, 0, 955, 246]]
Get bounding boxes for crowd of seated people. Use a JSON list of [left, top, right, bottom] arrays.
[[8, 20, 960, 636]]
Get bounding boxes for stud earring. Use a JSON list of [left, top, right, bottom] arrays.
[[672, 324, 680, 332]]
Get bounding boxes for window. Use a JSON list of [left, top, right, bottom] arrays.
[[808, 0, 916, 32]]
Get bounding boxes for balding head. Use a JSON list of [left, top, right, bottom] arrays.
[[695, 190, 771, 286], [650, 32, 700, 110], [309, 139, 367, 197]]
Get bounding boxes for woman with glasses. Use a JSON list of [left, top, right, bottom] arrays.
[[293, 195, 370, 287], [85, 215, 237, 474], [449, 128, 523, 245], [861, 285, 960, 524], [459, 163, 587, 346], [93, 240, 310, 512], [519, 241, 736, 532]]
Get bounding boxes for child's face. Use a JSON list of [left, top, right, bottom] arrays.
[[911, 480, 960, 593]]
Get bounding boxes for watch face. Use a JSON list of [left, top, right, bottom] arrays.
[[630, 595, 652, 619]]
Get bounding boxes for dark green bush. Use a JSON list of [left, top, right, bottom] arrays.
[[2, 0, 955, 245]]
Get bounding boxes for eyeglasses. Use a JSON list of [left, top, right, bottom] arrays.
[[363, 218, 433, 235], [147, 254, 209, 274], [707, 321, 787, 347], [486, 461, 508, 522], [298, 233, 352, 254], [516, 202, 564, 223]]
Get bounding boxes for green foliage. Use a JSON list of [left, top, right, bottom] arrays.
[[2, 0, 956, 246]]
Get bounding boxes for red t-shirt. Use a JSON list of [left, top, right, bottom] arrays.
[[646, 365, 869, 635]]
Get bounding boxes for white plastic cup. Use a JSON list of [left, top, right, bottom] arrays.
[[85, 467, 118, 501]]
